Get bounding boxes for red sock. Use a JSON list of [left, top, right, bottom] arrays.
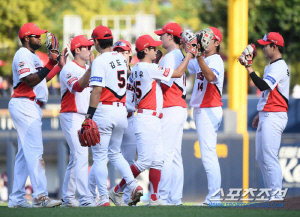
[[149, 168, 161, 201], [115, 164, 141, 193], [131, 164, 141, 178]]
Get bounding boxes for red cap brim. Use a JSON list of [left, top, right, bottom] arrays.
[[150, 41, 163, 47], [113, 46, 131, 51], [257, 39, 271, 45], [34, 29, 48, 35], [154, 30, 166, 36], [82, 41, 94, 47]]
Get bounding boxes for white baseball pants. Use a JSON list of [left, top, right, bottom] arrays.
[[256, 111, 287, 199], [133, 113, 164, 172], [89, 104, 134, 197], [59, 112, 94, 205], [193, 106, 223, 203], [160, 106, 187, 205], [121, 114, 137, 204], [8, 98, 48, 205]]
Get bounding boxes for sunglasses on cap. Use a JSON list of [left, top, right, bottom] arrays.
[[263, 34, 269, 42], [28, 35, 41, 39], [114, 41, 130, 49]]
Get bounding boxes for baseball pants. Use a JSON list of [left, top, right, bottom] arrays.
[[59, 112, 94, 205], [160, 106, 187, 205], [8, 98, 48, 205], [121, 114, 136, 204], [89, 103, 135, 197], [133, 112, 164, 173], [193, 106, 223, 203], [256, 111, 287, 199]]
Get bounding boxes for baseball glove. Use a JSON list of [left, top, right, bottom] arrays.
[[195, 28, 214, 57], [78, 118, 100, 147], [152, 49, 163, 64], [180, 29, 198, 57], [45, 32, 61, 62], [238, 43, 257, 67]]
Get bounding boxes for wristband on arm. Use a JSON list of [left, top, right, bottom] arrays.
[[86, 106, 97, 119]]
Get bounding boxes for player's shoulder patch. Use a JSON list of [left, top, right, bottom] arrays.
[[66, 73, 72, 79], [265, 75, 276, 85], [129, 76, 133, 83], [18, 61, 25, 68], [163, 68, 170, 77], [210, 68, 220, 76], [90, 76, 103, 82]]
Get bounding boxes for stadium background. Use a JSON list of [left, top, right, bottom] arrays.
[[0, 0, 300, 203]]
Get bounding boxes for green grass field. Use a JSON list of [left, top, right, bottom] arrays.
[[1, 203, 299, 217]]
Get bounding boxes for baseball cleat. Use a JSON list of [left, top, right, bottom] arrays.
[[60, 200, 79, 207], [128, 185, 143, 206], [79, 201, 96, 207], [109, 187, 128, 206], [8, 201, 32, 208], [95, 195, 110, 207], [194, 201, 209, 206], [149, 198, 172, 206], [32, 195, 62, 208]]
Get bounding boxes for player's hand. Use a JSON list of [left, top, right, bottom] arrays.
[[252, 113, 259, 128], [58, 47, 68, 68], [89, 52, 95, 64]]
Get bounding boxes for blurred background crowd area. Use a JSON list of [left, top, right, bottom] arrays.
[[1, 0, 300, 98]]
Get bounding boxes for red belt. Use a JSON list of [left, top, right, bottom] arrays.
[[29, 98, 44, 108], [101, 101, 125, 107], [127, 112, 133, 118], [137, 109, 163, 119]]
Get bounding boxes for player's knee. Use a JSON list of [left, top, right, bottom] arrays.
[[150, 160, 164, 170]]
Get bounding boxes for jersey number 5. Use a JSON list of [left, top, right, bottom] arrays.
[[134, 81, 142, 99], [117, 70, 126, 88]]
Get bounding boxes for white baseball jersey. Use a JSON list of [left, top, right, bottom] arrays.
[[131, 62, 174, 113], [126, 75, 136, 113], [12, 47, 48, 103], [90, 52, 127, 103], [188, 54, 224, 108], [59, 61, 91, 115], [159, 49, 186, 108], [257, 59, 289, 112]]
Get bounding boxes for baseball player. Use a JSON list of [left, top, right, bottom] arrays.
[[8, 23, 65, 208], [109, 35, 194, 206], [239, 32, 289, 201], [187, 27, 224, 206], [80, 25, 143, 207], [108, 39, 137, 206], [59, 35, 95, 207], [154, 22, 187, 205]]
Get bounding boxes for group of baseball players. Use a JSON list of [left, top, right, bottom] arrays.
[[7, 21, 289, 208]]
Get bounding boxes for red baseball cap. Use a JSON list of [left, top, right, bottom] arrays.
[[136, 35, 162, 52], [113, 39, 132, 51], [257, 32, 284, 47], [19, 23, 48, 39], [71, 35, 94, 51], [91, 25, 113, 40], [154, 22, 182, 38], [209, 27, 222, 43]]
